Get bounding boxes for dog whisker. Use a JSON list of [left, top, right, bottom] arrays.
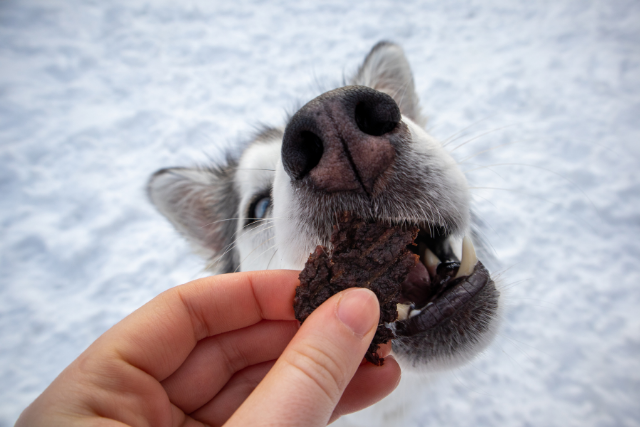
[[464, 162, 600, 218], [448, 124, 516, 153], [206, 222, 275, 271], [441, 115, 496, 147], [456, 140, 520, 164], [234, 234, 277, 273], [266, 248, 279, 270], [469, 186, 598, 231], [464, 162, 507, 179]]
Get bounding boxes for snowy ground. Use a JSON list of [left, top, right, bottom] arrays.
[[1, 0, 640, 426]]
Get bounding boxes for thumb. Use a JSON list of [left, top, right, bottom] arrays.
[[226, 287, 380, 427]]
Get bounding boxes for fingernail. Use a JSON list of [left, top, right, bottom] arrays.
[[336, 288, 378, 337]]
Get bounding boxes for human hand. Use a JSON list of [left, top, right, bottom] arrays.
[[16, 270, 401, 426]]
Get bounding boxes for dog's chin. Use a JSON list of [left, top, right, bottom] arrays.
[[391, 280, 500, 372], [362, 220, 499, 369], [385, 224, 500, 370], [368, 220, 500, 370]]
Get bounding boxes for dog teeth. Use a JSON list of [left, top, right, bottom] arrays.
[[421, 247, 441, 277], [455, 235, 478, 278], [409, 308, 422, 318], [397, 303, 411, 321], [449, 235, 463, 260], [398, 303, 424, 320]]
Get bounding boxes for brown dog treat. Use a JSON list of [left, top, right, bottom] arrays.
[[294, 212, 419, 365]]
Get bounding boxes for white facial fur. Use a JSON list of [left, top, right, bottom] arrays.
[[234, 138, 282, 271]]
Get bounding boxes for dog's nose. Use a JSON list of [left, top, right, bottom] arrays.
[[282, 85, 401, 194]]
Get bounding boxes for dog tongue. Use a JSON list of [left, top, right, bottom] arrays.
[[399, 260, 431, 307]]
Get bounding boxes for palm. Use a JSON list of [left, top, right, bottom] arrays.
[[16, 271, 400, 427]]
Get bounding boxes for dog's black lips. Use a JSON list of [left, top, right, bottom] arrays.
[[394, 261, 492, 336], [390, 225, 493, 337]]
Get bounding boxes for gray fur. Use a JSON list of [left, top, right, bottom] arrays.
[[148, 41, 500, 371], [147, 163, 240, 274], [350, 41, 426, 126], [251, 125, 285, 145]]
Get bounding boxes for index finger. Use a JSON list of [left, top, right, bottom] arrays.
[[91, 269, 300, 381]]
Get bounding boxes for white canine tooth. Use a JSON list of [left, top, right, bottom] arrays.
[[409, 309, 422, 318], [455, 234, 478, 278], [397, 303, 411, 321], [422, 247, 441, 277], [449, 235, 463, 260]]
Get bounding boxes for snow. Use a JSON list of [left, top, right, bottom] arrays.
[[1, 0, 640, 425]]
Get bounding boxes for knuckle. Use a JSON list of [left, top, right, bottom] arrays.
[[219, 338, 249, 375], [284, 344, 347, 403]]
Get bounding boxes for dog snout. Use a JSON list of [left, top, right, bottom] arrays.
[[281, 85, 403, 194]]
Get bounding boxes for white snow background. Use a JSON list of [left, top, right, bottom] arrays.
[[1, 0, 639, 426]]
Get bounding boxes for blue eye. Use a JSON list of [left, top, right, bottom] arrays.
[[252, 196, 271, 220]]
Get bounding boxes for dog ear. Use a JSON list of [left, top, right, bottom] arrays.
[[350, 41, 425, 126], [147, 165, 239, 273]]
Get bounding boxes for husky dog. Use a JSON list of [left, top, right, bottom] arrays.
[[148, 42, 500, 371]]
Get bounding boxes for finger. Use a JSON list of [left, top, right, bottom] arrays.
[[329, 356, 401, 423], [162, 320, 298, 413], [191, 361, 277, 426], [225, 287, 382, 427], [89, 270, 300, 382], [192, 357, 401, 427]]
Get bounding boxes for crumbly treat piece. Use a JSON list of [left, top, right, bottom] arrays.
[[294, 212, 419, 365]]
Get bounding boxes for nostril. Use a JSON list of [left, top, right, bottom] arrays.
[[355, 100, 399, 136], [282, 129, 324, 180], [299, 131, 324, 175], [282, 86, 400, 185]]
